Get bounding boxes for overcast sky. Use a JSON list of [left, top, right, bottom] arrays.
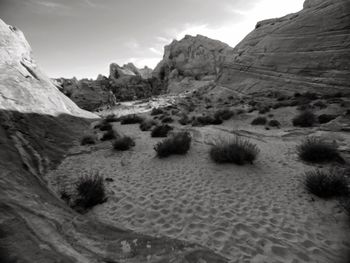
[[0, 0, 304, 79]]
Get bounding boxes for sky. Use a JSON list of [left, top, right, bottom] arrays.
[[0, 0, 304, 79]]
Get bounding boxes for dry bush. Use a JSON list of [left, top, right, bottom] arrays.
[[154, 132, 191, 158]]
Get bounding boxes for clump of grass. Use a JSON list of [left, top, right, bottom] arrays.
[[154, 132, 191, 158], [210, 137, 260, 165], [81, 135, 95, 145], [292, 110, 316, 127], [161, 116, 174, 123], [318, 114, 337, 124], [297, 137, 344, 164], [139, 119, 157, 131], [101, 130, 116, 141], [214, 109, 234, 121], [178, 114, 190, 125], [113, 136, 135, 151], [151, 108, 164, 115], [268, 119, 281, 128], [104, 114, 119, 123], [74, 173, 107, 211], [251, 116, 267, 125], [304, 169, 349, 199], [99, 122, 113, 131], [192, 115, 222, 126], [151, 124, 173, 137], [120, 114, 143, 125]]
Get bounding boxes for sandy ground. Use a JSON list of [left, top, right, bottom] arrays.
[[47, 99, 350, 263]]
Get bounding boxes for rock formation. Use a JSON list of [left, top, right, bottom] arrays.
[[217, 0, 350, 94], [0, 19, 227, 263], [153, 34, 234, 82]]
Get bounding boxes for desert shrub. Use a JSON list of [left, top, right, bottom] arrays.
[[268, 119, 281, 127], [120, 114, 143, 125], [81, 135, 95, 145], [151, 124, 173, 137], [302, 92, 318, 101], [101, 130, 116, 141], [113, 136, 135, 151], [258, 105, 270, 114], [192, 115, 222, 126], [179, 114, 190, 125], [292, 111, 316, 127], [318, 114, 337, 124], [74, 173, 107, 210], [154, 132, 191, 158], [151, 108, 164, 115], [297, 137, 344, 164], [99, 122, 113, 131], [105, 114, 119, 123], [162, 116, 174, 123], [214, 109, 234, 121], [313, 100, 327, 109], [251, 116, 267, 125], [210, 137, 260, 165], [304, 169, 349, 199], [140, 119, 157, 131]]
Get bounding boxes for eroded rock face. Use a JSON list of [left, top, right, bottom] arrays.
[[217, 0, 350, 94], [153, 34, 234, 82], [0, 19, 227, 263]]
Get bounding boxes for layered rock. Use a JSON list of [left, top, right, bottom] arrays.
[[217, 0, 350, 94], [153, 34, 234, 82], [0, 19, 226, 262]]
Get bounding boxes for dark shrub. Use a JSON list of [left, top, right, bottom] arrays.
[[99, 122, 113, 131], [120, 114, 143, 125], [304, 169, 349, 199], [179, 114, 190, 125], [162, 116, 174, 123], [258, 106, 270, 114], [151, 124, 173, 137], [268, 119, 281, 128], [210, 137, 260, 165], [140, 119, 157, 131], [302, 92, 318, 101], [101, 130, 116, 141], [313, 100, 327, 109], [318, 114, 337, 124], [251, 116, 267, 125], [113, 136, 135, 151], [74, 173, 107, 210], [214, 109, 234, 121], [81, 135, 95, 145], [154, 132, 191, 158], [292, 111, 316, 127], [297, 137, 344, 164], [105, 114, 119, 123], [192, 115, 222, 126], [151, 108, 164, 116]]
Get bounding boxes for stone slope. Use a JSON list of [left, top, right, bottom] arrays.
[[0, 19, 227, 263], [217, 0, 350, 94]]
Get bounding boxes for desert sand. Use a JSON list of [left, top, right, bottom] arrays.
[[46, 94, 350, 263]]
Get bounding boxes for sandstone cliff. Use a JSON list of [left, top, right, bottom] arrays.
[[217, 0, 350, 94], [0, 19, 226, 263]]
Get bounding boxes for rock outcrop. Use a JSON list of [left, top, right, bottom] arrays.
[[217, 0, 350, 94], [0, 19, 227, 263], [153, 35, 234, 82]]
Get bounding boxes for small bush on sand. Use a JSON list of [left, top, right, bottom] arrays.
[[151, 124, 173, 137], [120, 114, 143, 125], [214, 109, 234, 121], [151, 108, 164, 116], [304, 169, 349, 199], [192, 115, 222, 126], [99, 122, 113, 131], [210, 137, 260, 165], [161, 116, 174, 123], [154, 132, 191, 158], [297, 137, 344, 164], [178, 114, 190, 125], [292, 111, 316, 127], [113, 136, 135, 151], [140, 119, 157, 131], [258, 106, 270, 114], [251, 116, 267, 125], [318, 114, 337, 124], [313, 100, 327, 109], [74, 173, 107, 210], [268, 119, 281, 128], [81, 135, 95, 145], [105, 114, 119, 123], [101, 130, 116, 141]]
